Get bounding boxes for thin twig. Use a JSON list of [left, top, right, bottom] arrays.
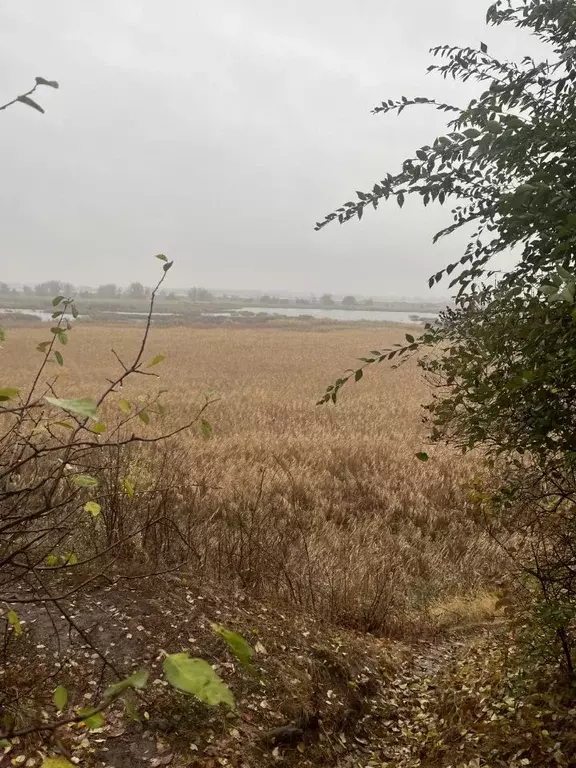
[[0, 82, 40, 112]]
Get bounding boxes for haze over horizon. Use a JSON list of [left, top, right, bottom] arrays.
[[6, 278, 449, 304], [1, 1, 536, 297]]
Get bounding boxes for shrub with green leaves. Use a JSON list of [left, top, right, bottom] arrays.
[[0, 84, 243, 751], [317, 0, 576, 673], [0, 257, 205, 613], [0, 254, 233, 745]]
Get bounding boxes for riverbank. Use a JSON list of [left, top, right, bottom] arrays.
[[0, 293, 444, 324]]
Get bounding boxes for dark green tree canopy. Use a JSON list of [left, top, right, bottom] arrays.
[[318, 0, 576, 464], [317, 0, 576, 295], [317, 0, 576, 676]]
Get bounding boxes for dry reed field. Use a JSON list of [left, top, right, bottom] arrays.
[[3, 322, 501, 638]]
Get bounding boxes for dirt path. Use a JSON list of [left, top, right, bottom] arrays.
[[3, 576, 499, 768]]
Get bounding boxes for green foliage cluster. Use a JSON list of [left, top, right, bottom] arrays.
[[318, 0, 576, 673]]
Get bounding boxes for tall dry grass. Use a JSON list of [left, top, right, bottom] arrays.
[[3, 323, 502, 637]]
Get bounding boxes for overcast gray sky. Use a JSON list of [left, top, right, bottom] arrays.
[[0, 1, 537, 297]]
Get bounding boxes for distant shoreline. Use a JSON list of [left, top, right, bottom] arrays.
[[0, 293, 446, 316]]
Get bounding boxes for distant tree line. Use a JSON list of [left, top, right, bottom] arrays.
[[187, 286, 214, 301], [235, 293, 371, 306], [0, 281, 373, 307], [0, 281, 153, 299]]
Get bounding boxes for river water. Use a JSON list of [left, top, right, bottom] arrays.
[[0, 306, 439, 324], [213, 307, 439, 323]]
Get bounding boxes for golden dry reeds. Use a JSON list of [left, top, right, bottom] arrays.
[[3, 323, 503, 637]]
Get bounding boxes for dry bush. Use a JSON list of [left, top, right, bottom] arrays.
[[4, 323, 503, 637]]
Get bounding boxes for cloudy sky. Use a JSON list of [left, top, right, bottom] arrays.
[[0, 1, 536, 297]]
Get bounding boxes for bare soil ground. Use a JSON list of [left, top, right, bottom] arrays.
[[3, 571, 501, 768], [2, 573, 406, 767]]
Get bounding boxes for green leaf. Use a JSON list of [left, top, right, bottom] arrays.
[[416, 452, 429, 462], [155, 253, 168, 262], [37, 341, 51, 353], [480, 41, 488, 53], [463, 127, 481, 138], [397, 192, 405, 209], [84, 501, 101, 517], [57, 332, 68, 345], [122, 478, 135, 498], [104, 670, 149, 699], [138, 410, 150, 425], [540, 284, 557, 295], [72, 474, 99, 488], [212, 624, 254, 673], [7, 609, 22, 635], [63, 553, 78, 565], [53, 685, 68, 712], [163, 653, 234, 708], [405, 334, 415, 344], [515, 184, 536, 196], [0, 388, 19, 402], [54, 351, 64, 366], [355, 369, 363, 382], [45, 554, 59, 566], [91, 422, 106, 434], [147, 354, 165, 368], [36, 76, 59, 89], [557, 265, 574, 281], [118, 399, 131, 415], [52, 295, 65, 306], [18, 94, 44, 113], [78, 708, 105, 730], [41, 758, 75, 768], [71, 303, 79, 319], [163, 261, 174, 272], [0, 327, 5, 342], [486, 120, 503, 134], [45, 397, 98, 419], [560, 284, 575, 303], [201, 419, 213, 438]]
